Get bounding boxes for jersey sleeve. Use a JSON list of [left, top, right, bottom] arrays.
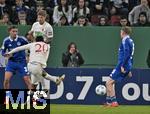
[[21, 36, 28, 45], [1, 39, 7, 56], [8, 44, 31, 54], [45, 45, 50, 61], [121, 39, 130, 67], [46, 25, 53, 38]]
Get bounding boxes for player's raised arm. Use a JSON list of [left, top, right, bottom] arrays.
[[8, 44, 31, 55]]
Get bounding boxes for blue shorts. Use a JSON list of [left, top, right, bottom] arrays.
[[110, 67, 130, 82], [5, 61, 29, 77]]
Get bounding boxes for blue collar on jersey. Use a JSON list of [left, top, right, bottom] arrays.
[[9, 35, 19, 42]]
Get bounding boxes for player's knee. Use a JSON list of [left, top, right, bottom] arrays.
[[107, 78, 114, 85], [106, 81, 113, 91], [42, 70, 47, 77], [106, 83, 112, 92], [106, 81, 110, 87], [23, 76, 30, 82], [107, 88, 112, 93], [4, 79, 10, 84], [32, 84, 38, 89]]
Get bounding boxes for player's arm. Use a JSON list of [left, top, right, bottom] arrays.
[[44, 25, 53, 44], [21, 36, 29, 45], [1, 40, 7, 56], [45, 45, 50, 61], [7, 44, 31, 55], [121, 40, 130, 72], [28, 30, 33, 36]]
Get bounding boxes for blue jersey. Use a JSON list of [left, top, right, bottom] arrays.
[[117, 35, 134, 70], [110, 35, 134, 82], [1, 36, 29, 77], [1, 36, 28, 62]]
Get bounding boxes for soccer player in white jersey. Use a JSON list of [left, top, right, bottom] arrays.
[[5, 36, 65, 91], [29, 10, 53, 44], [28, 10, 56, 91]]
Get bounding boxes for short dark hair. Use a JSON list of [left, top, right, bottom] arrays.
[[36, 36, 44, 42], [121, 26, 132, 35], [78, 15, 86, 19], [8, 25, 17, 31], [37, 10, 47, 17], [120, 16, 127, 20]]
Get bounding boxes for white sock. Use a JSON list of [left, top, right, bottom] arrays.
[[44, 73, 57, 83]]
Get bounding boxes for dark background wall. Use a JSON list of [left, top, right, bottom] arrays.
[[0, 26, 149, 68]]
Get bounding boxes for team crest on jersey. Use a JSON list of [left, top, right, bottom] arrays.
[[17, 42, 21, 46]]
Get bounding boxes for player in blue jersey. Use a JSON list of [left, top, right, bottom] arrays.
[[105, 26, 135, 107], [1, 26, 33, 90]]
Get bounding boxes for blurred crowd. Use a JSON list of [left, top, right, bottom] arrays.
[[0, 0, 150, 26]]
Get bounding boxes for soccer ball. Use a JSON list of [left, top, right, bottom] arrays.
[[95, 85, 106, 95]]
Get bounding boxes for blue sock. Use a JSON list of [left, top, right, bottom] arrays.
[[106, 96, 111, 103], [111, 96, 117, 102]]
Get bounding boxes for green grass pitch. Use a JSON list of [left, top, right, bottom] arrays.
[[50, 104, 150, 114]]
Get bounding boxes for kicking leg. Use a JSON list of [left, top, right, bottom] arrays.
[[42, 70, 65, 85]]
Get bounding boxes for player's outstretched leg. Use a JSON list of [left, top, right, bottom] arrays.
[[42, 70, 65, 85], [55, 74, 65, 85]]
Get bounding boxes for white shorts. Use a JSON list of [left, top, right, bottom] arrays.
[[28, 62, 50, 90], [28, 62, 44, 85]]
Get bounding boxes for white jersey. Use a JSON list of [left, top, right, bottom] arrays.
[[8, 42, 50, 68], [31, 21, 53, 41]]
